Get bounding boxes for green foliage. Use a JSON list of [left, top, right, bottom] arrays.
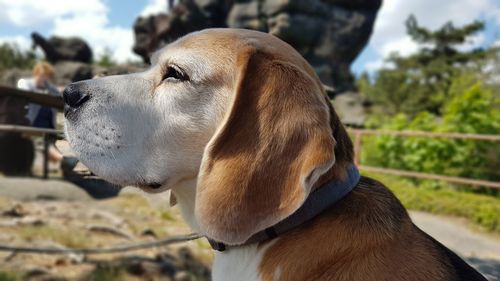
[[366, 171, 500, 232], [406, 15, 485, 50], [0, 43, 36, 71], [360, 15, 498, 116], [363, 79, 500, 193], [96, 48, 116, 68]]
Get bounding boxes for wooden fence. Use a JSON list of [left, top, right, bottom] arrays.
[[0, 85, 64, 178], [348, 128, 500, 190], [0, 85, 64, 109], [1, 84, 499, 189]]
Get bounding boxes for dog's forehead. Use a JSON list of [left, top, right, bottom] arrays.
[[153, 30, 241, 62], [150, 28, 314, 82], [184, 29, 313, 71], [150, 30, 246, 80], [153, 28, 299, 63]]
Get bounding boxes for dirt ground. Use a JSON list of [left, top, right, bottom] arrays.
[[411, 211, 500, 281], [0, 184, 213, 281], [0, 176, 498, 280]]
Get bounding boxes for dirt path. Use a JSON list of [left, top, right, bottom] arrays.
[[411, 211, 500, 280], [1, 176, 497, 280]]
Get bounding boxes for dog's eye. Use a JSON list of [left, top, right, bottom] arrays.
[[162, 66, 188, 82]]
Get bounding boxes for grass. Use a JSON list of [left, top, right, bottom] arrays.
[[0, 271, 20, 281], [18, 225, 90, 248], [160, 210, 177, 221], [106, 194, 152, 214], [87, 264, 126, 281], [365, 171, 500, 232]]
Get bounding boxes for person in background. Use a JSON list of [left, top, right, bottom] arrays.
[[17, 62, 78, 173]]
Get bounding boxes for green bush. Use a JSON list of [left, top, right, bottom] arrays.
[[358, 15, 499, 116], [364, 79, 500, 194]]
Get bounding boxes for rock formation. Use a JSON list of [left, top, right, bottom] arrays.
[[28, 33, 95, 85], [133, 1, 232, 64], [133, 0, 382, 94], [31, 32, 93, 64]]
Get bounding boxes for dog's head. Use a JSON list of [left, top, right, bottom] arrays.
[[64, 28, 353, 244]]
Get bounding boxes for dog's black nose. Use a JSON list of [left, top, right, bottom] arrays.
[[63, 83, 90, 117]]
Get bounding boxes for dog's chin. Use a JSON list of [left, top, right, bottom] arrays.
[[136, 183, 170, 194]]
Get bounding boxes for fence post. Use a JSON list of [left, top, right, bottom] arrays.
[[43, 134, 49, 179]]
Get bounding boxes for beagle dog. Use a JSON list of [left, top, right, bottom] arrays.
[[63, 29, 486, 281]]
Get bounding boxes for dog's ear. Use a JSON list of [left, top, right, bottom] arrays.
[[195, 48, 336, 244]]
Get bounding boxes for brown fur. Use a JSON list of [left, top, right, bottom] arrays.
[[173, 29, 484, 280], [196, 39, 336, 244], [259, 178, 456, 281]]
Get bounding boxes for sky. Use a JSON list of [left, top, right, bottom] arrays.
[[351, 0, 500, 75], [0, 0, 499, 75]]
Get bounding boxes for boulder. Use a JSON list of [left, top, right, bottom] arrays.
[[132, 0, 383, 95], [31, 32, 93, 64], [53, 62, 93, 85], [0, 68, 31, 87], [332, 91, 372, 127], [93, 64, 147, 78], [0, 133, 34, 176], [133, 14, 171, 63], [239, 0, 383, 92], [133, 0, 231, 64], [227, 1, 264, 30], [0, 178, 92, 201]]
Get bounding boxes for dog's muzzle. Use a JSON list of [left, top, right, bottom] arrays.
[[63, 82, 91, 119]]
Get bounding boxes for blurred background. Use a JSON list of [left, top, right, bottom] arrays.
[[0, 0, 499, 280]]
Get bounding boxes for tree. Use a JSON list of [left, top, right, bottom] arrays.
[[96, 48, 116, 68], [361, 15, 499, 116], [0, 43, 37, 71]]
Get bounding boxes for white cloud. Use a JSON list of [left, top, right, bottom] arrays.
[[364, 60, 384, 73], [51, 9, 137, 62], [494, 39, 500, 48], [363, 0, 500, 72], [0, 0, 107, 27], [456, 33, 486, 52], [364, 59, 396, 73], [140, 0, 168, 16], [0, 0, 139, 62], [380, 36, 419, 58]]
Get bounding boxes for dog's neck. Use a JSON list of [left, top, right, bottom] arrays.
[[171, 164, 358, 251], [171, 179, 200, 232]]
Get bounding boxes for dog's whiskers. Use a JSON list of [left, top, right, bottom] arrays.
[[108, 148, 117, 162]]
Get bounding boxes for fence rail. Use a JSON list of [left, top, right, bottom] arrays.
[[0, 124, 62, 136], [348, 128, 500, 142], [347, 128, 500, 190], [0, 233, 202, 255], [0, 85, 64, 110]]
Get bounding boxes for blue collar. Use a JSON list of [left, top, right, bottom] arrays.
[[208, 164, 361, 251]]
